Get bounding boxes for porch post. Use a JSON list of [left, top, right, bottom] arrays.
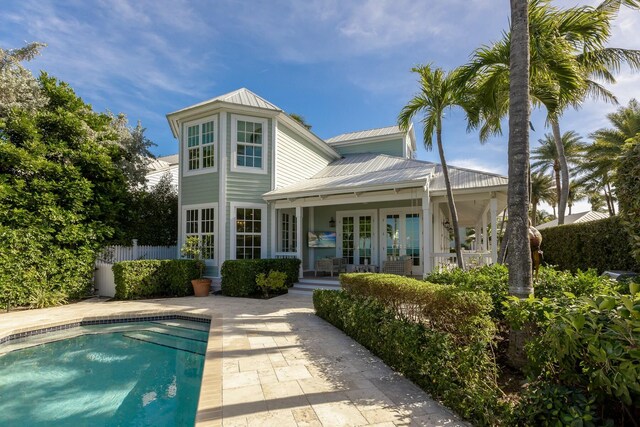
[[270, 204, 277, 257], [482, 212, 488, 252], [490, 195, 498, 263], [422, 193, 432, 274], [308, 207, 315, 271], [296, 206, 303, 279]]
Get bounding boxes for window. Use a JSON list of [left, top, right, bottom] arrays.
[[235, 207, 263, 259], [183, 117, 217, 174], [280, 212, 297, 252], [183, 204, 216, 261], [231, 115, 268, 174]]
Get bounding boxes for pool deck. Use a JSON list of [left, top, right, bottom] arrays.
[[0, 293, 466, 427]]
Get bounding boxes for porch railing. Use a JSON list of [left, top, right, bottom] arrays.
[[274, 251, 299, 259], [432, 251, 492, 271]]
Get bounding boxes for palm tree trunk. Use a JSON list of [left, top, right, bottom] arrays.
[[553, 166, 561, 214], [606, 182, 616, 215], [551, 120, 569, 225], [507, 0, 532, 299], [531, 197, 538, 226], [436, 126, 463, 269]]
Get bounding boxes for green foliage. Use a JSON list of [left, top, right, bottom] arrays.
[[313, 290, 504, 426], [180, 236, 206, 278], [255, 270, 288, 297], [539, 216, 640, 273], [341, 273, 495, 344], [220, 258, 300, 297], [29, 286, 67, 309], [616, 140, 640, 263], [534, 267, 617, 298], [112, 259, 199, 299]]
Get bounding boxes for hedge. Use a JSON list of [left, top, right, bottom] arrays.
[[340, 273, 495, 344], [313, 289, 504, 425], [112, 259, 200, 299], [540, 216, 640, 274], [220, 258, 301, 297]]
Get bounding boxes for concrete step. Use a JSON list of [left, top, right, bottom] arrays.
[[298, 278, 340, 286], [293, 283, 340, 291]]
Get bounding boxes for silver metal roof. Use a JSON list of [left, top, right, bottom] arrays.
[[264, 153, 508, 200], [325, 125, 403, 144], [156, 154, 179, 165], [536, 211, 609, 230], [169, 88, 281, 115]]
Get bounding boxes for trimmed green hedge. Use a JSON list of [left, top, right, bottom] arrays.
[[540, 216, 640, 274], [112, 259, 200, 299], [220, 258, 301, 297], [313, 289, 504, 425]]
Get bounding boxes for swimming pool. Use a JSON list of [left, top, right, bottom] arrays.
[[0, 318, 209, 426]]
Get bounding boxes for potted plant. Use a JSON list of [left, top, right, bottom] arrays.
[[181, 236, 212, 297]]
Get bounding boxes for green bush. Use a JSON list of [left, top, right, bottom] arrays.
[[112, 259, 200, 299], [615, 140, 640, 264], [220, 258, 300, 297], [313, 290, 504, 425], [539, 216, 640, 274], [256, 270, 288, 297], [340, 273, 495, 344], [534, 267, 617, 299]]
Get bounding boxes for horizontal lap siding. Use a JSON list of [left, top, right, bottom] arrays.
[[181, 173, 219, 205], [333, 138, 404, 157], [276, 124, 332, 189]]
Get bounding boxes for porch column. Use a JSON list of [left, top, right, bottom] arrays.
[[308, 207, 315, 270], [422, 194, 432, 274], [296, 206, 303, 279], [490, 196, 498, 263], [482, 212, 488, 252], [270, 204, 277, 257]]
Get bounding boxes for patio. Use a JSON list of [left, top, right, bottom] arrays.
[[0, 294, 466, 427]]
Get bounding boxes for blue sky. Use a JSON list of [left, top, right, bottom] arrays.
[[2, 0, 639, 211]]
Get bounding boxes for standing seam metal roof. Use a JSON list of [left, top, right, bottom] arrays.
[[325, 125, 403, 144], [168, 88, 282, 115]]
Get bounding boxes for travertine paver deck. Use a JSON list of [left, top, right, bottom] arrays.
[[0, 293, 467, 427]]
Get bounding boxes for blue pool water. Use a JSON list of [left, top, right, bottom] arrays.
[[0, 320, 209, 426]]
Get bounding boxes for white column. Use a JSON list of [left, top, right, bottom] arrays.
[[270, 204, 277, 257], [422, 193, 432, 274], [308, 207, 315, 270], [482, 212, 488, 252], [490, 196, 498, 263], [296, 206, 303, 279], [218, 111, 227, 273], [433, 203, 441, 252]]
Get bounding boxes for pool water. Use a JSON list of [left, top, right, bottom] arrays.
[[0, 319, 209, 426]]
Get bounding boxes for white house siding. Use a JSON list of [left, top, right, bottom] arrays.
[[275, 124, 333, 189], [146, 166, 179, 189]]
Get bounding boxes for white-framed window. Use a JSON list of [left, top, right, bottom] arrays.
[[182, 203, 217, 262], [183, 116, 218, 175], [279, 211, 297, 252], [231, 202, 267, 259], [231, 114, 268, 174]]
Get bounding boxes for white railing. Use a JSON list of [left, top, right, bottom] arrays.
[[432, 251, 493, 271], [95, 240, 178, 297], [274, 251, 299, 259]]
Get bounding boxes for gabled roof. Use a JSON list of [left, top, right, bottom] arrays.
[[536, 211, 609, 230], [156, 154, 179, 165], [168, 88, 281, 116], [325, 125, 404, 144], [264, 153, 508, 200]]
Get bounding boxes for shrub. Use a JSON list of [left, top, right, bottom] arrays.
[[340, 273, 495, 344], [539, 216, 640, 274], [313, 289, 504, 425], [534, 267, 617, 299], [256, 271, 288, 298], [112, 259, 199, 299], [615, 140, 640, 264], [220, 258, 300, 297]]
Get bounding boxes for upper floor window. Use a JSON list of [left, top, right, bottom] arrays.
[[184, 117, 217, 175], [231, 115, 268, 174]]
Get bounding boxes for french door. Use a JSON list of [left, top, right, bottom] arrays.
[[337, 210, 376, 266], [380, 208, 422, 275]]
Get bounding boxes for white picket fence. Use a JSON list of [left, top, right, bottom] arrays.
[[95, 240, 178, 298]]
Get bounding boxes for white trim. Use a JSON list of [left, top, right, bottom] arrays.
[[218, 111, 227, 270], [490, 197, 498, 264], [308, 207, 315, 270], [296, 206, 303, 278], [270, 204, 277, 257], [272, 188, 427, 209], [229, 202, 268, 260], [182, 115, 219, 177], [230, 114, 268, 175], [177, 122, 183, 259], [181, 202, 219, 269], [272, 118, 278, 189], [336, 209, 377, 266]]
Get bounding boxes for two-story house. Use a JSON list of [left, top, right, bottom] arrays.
[[166, 88, 508, 280]]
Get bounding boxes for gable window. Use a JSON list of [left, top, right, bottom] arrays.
[[183, 204, 216, 261], [231, 203, 267, 259], [183, 117, 217, 175], [231, 115, 268, 174]]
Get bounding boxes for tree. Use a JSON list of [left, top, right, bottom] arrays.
[[531, 131, 586, 211], [106, 113, 156, 188], [615, 138, 640, 263], [507, 0, 533, 298], [567, 180, 587, 215], [398, 65, 470, 269], [530, 171, 555, 225], [0, 42, 47, 114]]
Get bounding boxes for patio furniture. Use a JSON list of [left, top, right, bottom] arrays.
[[354, 264, 377, 273], [315, 257, 346, 277], [382, 256, 412, 276]]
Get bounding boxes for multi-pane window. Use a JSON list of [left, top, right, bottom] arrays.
[[280, 213, 297, 252], [342, 217, 355, 264], [184, 206, 215, 260], [386, 214, 400, 259], [236, 120, 263, 168], [358, 216, 372, 265], [236, 208, 262, 259], [406, 214, 421, 266], [185, 120, 216, 172]]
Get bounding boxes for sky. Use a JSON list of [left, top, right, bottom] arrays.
[[2, 0, 639, 213]]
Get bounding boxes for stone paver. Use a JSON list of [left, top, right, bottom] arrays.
[[0, 293, 468, 426]]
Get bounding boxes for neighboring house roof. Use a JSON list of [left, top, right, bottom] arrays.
[[536, 211, 609, 230], [145, 155, 179, 188], [325, 125, 403, 144], [156, 154, 179, 165], [263, 153, 507, 200], [168, 88, 281, 116]]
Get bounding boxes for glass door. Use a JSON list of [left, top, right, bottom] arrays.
[[381, 209, 422, 275], [337, 211, 376, 267]]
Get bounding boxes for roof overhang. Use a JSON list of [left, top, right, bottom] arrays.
[[263, 179, 427, 201]]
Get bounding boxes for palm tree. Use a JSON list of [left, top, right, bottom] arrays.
[[530, 172, 555, 225], [398, 65, 470, 269], [567, 181, 587, 215], [531, 131, 586, 210]]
